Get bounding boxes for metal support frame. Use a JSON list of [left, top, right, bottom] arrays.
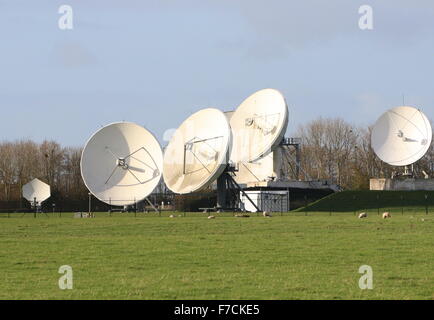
[[392, 164, 416, 179], [216, 166, 261, 213], [145, 197, 160, 213], [280, 137, 302, 180]]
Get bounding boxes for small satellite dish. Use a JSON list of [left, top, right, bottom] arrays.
[[81, 122, 163, 206], [163, 108, 231, 194], [371, 106, 432, 166], [22, 178, 51, 204], [229, 88, 288, 163]]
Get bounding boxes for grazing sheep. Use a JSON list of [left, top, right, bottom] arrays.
[[358, 212, 367, 219], [169, 215, 175, 218], [74, 212, 92, 218], [73, 212, 83, 218], [382, 212, 391, 219], [262, 211, 272, 217], [208, 215, 215, 219]]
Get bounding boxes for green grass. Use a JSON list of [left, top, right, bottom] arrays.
[[295, 190, 434, 213], [0, 213, 433, 300]]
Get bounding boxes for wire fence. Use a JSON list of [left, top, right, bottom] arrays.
[[0, 190, 432, 218], [0, 205, 431, 219]]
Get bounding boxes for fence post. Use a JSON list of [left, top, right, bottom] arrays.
[[109, 198, 112, 217], [425, 194, 428, 215], [377, 194, 380, 215], [353, 195, 356, 216], [287, 188, 290, 213], [401, 195, 404, 215]]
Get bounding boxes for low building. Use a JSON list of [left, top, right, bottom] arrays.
[[370, 178, 434, 191], [240, 190, 289, 213]]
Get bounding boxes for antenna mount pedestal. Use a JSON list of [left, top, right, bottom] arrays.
[[214, 165, 260, 213]]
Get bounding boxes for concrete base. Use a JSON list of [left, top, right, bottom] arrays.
[[370, 178, 434, 191]]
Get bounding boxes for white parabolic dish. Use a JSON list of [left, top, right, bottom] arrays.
[[163, 108, 231, 194], [81, 122, 163, 206], [22, 178, 51, 203], [371, 106, 432, 166], [229, 88, 289, 163]]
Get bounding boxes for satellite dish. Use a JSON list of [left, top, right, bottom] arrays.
[[22, 178, 51, 204], [371, 106, 432, 166], [229, 88, 288, 163], [163, 108, 231, 194], [81, 122, 163, 206]]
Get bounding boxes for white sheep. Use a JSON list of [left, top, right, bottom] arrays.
[[382, 212, 391, 219], [358, 212, 367, 219], [208, 215, 215, 219], [169, 214, 175, 218], [262, 211, 272, 217]]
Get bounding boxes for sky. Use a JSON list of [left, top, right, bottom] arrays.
[[0, 0, 433, 147]]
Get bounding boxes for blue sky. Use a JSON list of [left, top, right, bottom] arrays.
[[0, 0, 433, 147]]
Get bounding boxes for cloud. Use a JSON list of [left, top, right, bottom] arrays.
[[52, 42, 97, 68], [213, 0, 434, 58]]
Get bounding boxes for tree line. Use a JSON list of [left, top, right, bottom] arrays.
[[0, 140, 85, 201], [0, 117, 433, 202]]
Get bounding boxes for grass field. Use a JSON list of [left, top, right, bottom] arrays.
[[1, 212, 433, 300]]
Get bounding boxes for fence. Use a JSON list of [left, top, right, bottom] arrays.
[[295, 190, 434, 216], [1, 190, 433, 218]]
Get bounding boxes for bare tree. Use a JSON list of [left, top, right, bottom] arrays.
[[0, 142, 16, 200], [297, 117, 360, 189]]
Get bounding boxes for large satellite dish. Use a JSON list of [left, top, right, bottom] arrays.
[[229, 89, 288, 163], [22, 178, 51, 204], [163, 108, 231, 194], [81, 122, 163, 206], [371, 106, 432, 166]]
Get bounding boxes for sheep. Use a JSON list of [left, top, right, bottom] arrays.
[[73, 212, 83, 218], [263, 211, 272, 218], [382, 212, 391, 219], [208, 215, 216, 219], [169, 214, 175, 218], [358, 212, 367, 219]]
